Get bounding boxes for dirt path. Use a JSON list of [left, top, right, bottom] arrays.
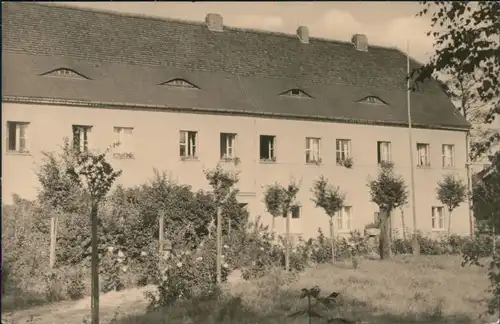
[[3, 286, 155, 324]]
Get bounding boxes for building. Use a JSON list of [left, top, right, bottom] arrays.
[[2, 2, 472, 238]]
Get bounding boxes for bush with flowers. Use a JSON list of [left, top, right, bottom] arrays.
[[145, 225, 230, 309]]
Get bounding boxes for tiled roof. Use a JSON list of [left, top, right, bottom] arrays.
[[2, 2, 469, 130]]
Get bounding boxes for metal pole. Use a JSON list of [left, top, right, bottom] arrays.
[[285, 210, 291, 272], [406, 40, 420, 256], [159, 212, 164, 268], [216, 205, 222, 284], [90, 200, 100, 324]]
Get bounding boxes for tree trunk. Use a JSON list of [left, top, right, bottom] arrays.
[[49, 212, 58, 269], [400, 208, 407, 241], [159, 212, 164, 269], [91, 200, 100, 324], [329, 218, 336, 264], [271, 215, 275, 233], [448, 210, 452, 236], [379, 209, 392, 260], [285, 211, 291, 272]]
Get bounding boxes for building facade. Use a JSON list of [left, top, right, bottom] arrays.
[[2, 3, 472, 238]]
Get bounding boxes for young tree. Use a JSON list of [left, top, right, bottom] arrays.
[[311, 175, 346, 264], [263, 180, 300, 271], [264, 183, 286, 232], [436, 174, 468, 235], [204, 164, 239, 284], [66, 143, 122, 324], [464, 152, 500, 315], [367, 162, 408, 260], [414, 1, 500, 158]]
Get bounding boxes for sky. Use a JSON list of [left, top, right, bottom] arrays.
[[59, 1, 434, 62]]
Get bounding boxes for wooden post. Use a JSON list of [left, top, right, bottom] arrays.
[[90, 200, 100, 324], [49, 212, 58, 269], [285, 210, 291, 272], [216, 205, 222, 284]]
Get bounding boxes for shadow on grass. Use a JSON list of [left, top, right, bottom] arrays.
[[111, 292, 479, 324], [2, 292, 54, 312]]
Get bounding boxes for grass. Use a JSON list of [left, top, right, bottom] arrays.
[[3, 255, 494, 324]]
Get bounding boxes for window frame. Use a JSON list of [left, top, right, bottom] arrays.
[[377, 141, 392, 164], [337, 206, 352, 232], [259, 135, 276, 162], [416, 143, 431, 167], [336, 139, 351, 164], [220, 133, 237, 159], [72, 125, 92, 153], [113, 126, 134, 159], [179, 130, 198, 159], [6, 121, 30, 154], [431, 206, 445, 230], [442, 144, 455, 168], [291, 205, 301, 219], [305, 137, 321, 164]]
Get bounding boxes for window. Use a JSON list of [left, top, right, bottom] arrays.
[[377, 141, 391, 163], [431, 206, 445, 230], [220, 133, 237, 159], [417, 143, 430, 167], [6, 121, 29, 153], [337, 206, 352, 231], [160, 78, 198, 89], [42, 68, 89, 79], [282, 205, 301, 218], [305, 137, 321, 163], [336, 139, 351, 164], [72, 125, 92, 153], [280, 89, 312, 98], [358, 96, 387, 105], [114, 127, 134, 158], [260, 135, 276, 161], [179, 131, 197, 159], [442, 144, 455, 168]]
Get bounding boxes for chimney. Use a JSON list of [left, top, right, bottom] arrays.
[[351, 34, 368, 52], [205, 13, 223, 32], [297, 26, 309, 44]]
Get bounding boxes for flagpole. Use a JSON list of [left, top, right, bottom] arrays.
[[406, 40, 420, 256]]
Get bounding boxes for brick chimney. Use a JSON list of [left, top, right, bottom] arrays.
[[205, 13, 223, 32], [297, 26, 309, 44], [351, 34, 368, 52]]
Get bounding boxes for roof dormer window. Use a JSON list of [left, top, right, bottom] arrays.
[[160, 78, 198, 89], [358, 96, 387, 105], [280, 89, 312, 98], [41, 68, 89, 79]]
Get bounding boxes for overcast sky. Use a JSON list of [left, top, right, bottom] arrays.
[[60, 1, 434, 62]]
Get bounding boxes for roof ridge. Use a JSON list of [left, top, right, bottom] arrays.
[[15, 2, 405, 54]]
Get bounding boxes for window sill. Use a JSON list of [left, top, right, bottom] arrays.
[[6, 151, 31, 156], [431, 228, 446, 232], [220, 157, 241, 164], [180, 157, 199, 162], [260, 159, 277, 164], [417, 165, 431, 169], [442, 166, 457, 170], [306, 161, 322, 166]]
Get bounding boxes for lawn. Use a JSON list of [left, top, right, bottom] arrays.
[[3, 255, 493, 324]]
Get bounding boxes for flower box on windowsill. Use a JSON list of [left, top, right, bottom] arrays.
[[221, 156, 241, 165], [307, 158, 322, 165], [113, 152, 134, 159], [180, 156, 198, 162], [260, 157, 277, 164], [337, 157, 354, 169]]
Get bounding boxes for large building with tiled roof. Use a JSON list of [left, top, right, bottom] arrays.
[[2, 2, 472, 237]]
